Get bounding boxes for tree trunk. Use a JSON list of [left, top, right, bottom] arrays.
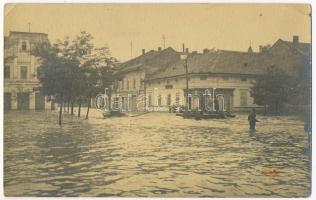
[[59, 102, 63, 126], [78, 101, 81, 117], [108, 94, 112, 111], [63, 102, 66, 112], [71, 101, 74, 115], [85, 96, 92, 120], [67, 100, 70, 114]]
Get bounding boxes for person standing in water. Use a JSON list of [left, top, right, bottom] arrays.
[[248, 108, 259, 130]]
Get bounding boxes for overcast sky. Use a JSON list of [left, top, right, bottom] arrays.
[[4, 4, 311, 61]]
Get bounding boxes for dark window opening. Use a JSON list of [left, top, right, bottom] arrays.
[[4, 65, 10, 79], [165, 85, 173, 89], [167, 94, 172, 106], [20, 66, 27, 80], [21, 41, 27, 51]]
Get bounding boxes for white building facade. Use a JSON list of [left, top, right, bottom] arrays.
[[4, 31, 54, 111]]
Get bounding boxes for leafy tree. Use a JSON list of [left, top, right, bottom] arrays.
[[33, 42, 79, 125], [250, 66, 291, 115], [80, 46, 118, 119], [33, 31, 118, 123]]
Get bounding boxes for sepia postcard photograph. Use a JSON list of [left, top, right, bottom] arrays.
[[2, 1, 312, 198]]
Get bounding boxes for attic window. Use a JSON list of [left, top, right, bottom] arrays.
[[21, 41, 27, 51], [165, 85, 173, 89], [244, 63, 248, 67]]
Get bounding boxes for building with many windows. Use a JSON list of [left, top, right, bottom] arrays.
[[4, 31, 53, 111], [112, 36, 310, 113]]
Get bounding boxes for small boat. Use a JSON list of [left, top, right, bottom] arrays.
[[103, 110, 126, 118], [176, 111, 236, 120]]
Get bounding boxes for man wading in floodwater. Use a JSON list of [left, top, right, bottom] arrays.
[[248, 108, 259, 130]]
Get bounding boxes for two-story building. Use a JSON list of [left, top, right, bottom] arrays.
[[4, 31, 53, 111], [112, 47, 182, 111], [111, 36, 310, 113], [145, 49, 272, 112]]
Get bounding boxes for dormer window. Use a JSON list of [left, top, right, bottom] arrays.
[[21, 41, 27, 51]]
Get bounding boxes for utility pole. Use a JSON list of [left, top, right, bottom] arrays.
[[181, 53, 189, 110], [28, 22, 31, 32], [185, 58, 189, 110], [162, 34, 166, 49]]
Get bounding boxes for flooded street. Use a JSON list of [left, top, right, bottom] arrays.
[[4, 110, 311, 197]]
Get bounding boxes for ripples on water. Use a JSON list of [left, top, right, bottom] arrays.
[[4, 110, 311, 197]]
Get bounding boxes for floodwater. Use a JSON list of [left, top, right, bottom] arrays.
[[4, 110, 311, 197]]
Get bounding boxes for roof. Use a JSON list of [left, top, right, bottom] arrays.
[[147, 50, 273, 80], [114, 47, 182, 76], [270, 39, 311, 57], [9, 31, 48, 36]]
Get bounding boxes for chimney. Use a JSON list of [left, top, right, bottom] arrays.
[[203, 48, 209, 54], [158, 47, 162, 51], [142, 49, 146, 55], [182, 43, 185, 53], [185, 48, 189, 53], [293, 36, 299, 45]]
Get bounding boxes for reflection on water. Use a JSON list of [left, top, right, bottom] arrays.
[[4, 110, 311, 197]]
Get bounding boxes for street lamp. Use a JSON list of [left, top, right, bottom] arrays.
[[181, 54, 189, 110]]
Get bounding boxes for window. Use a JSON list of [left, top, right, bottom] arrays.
[[200, 76, 207, 80], [4, 65, 10, 79], [241, 77, 247, 82], [240, 89, 248, 106], [175, 93, 180, 105], [121, 80, 124, 90], [133, 78, 136, 89], [158, 95, 162, 106], [148, 94, 152, 106], [223, 76, 229, 80], [21, 41, 27, 51], [20, 66, 27, 80], [167, 94, 172, 106], [126, 80, 129, 90], [165, 85, 173, 89]]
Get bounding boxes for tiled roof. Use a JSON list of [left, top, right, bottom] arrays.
[[147, 50, 272, 80], [114, 47, 182, 76], [272, 39, 311, 57]]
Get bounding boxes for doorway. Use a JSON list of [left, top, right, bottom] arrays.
[[17, 92, 30, 110]]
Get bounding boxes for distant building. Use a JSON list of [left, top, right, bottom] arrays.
[[4, 31, 53, 111], [112, 47, 182, 112], [111, 36, 310, 113]]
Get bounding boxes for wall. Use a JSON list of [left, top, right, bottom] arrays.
[[4, 32, 52, 110], [146, 74, 259, 112]]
